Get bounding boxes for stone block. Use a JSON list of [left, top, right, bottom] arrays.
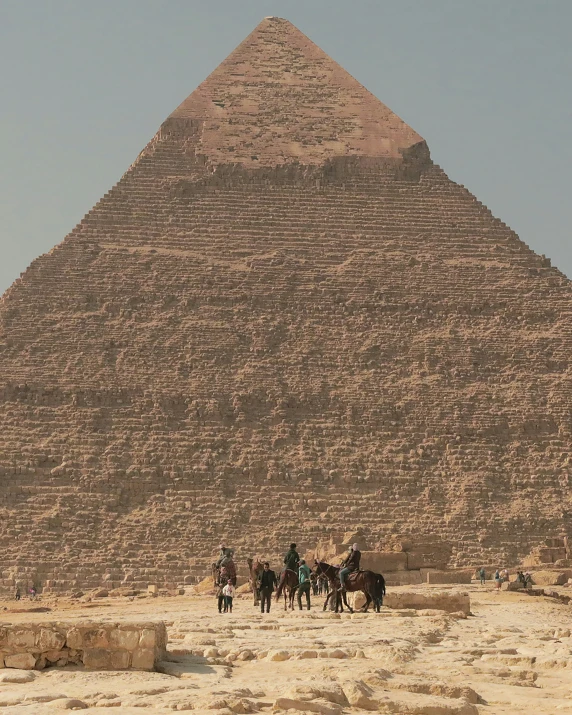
[[425, 569, 473, 584], [109, 628, 139, 650], [531, 570, 570, 586], [45, 649, 65, 663], [110, 650, 131, 669], [4, 653, 37, 669], [360, 552, 408, 573], [65, 628, 83, 649], [385, 570, 423, 586], [131, 648, 155, 671], [83, 648, 113, 669], [82, 628, 109, 649], [37, 628, 66, 651], [139, 629, 156, 649], [7, 629, 36, 649], [384, 590, 470, 614]]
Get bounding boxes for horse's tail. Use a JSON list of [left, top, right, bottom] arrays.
[[275, 571, 286, 601], [374, 573, 386, 601]]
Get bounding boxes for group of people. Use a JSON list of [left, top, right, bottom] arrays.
[[213, 541, 363, 614], [488, 568, 533, 589], [14, 586, 36, 601]]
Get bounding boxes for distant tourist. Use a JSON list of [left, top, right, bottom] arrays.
[[29, 586, 37, 600], [14, 587, 21, 601], [222, 579, 235, 613], [494, 570, 502, 590], [297, 559, 312, 610], [258, 562, 277, 613], [479, 567, 486, 585]]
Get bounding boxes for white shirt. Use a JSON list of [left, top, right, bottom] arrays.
[[222, 584, 235, 597]]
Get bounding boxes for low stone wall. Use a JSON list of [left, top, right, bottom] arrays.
[[0, 621, 167, 671], [384, 591, 471, 615], [425, 570, 473, 584]]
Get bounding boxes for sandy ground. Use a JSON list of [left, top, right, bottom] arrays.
[[1, 584, 572, 713]]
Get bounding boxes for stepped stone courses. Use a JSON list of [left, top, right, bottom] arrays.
[[1, 17, 572, 592]]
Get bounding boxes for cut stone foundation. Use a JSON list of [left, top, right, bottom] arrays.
[[0, 621, 167, 671]]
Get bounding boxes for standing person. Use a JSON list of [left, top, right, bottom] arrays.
[[222, 579, 235, 613], [297, 559, 312, 610], [283, 543, 300, 572], [339, 543, 361, 591], [15, 587, 21, 601], [479, 567, 486, 586], [494, 569, 502, 590], [29, 586, 37, 600], [258, 562, 277, 613]]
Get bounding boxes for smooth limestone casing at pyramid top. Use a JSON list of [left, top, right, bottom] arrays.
[[1, 17, 571, 592]]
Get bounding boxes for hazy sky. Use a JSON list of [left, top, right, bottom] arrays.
[[0, 0, 570, 295]]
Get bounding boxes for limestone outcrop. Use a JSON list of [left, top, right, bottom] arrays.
[[1, 17, 572, 591]]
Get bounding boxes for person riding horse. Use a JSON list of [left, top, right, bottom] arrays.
[[339, 543, 361, 591], [283, 543, 300, 573]]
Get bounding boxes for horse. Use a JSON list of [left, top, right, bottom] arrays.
[[247, 557, 264, 606], [314, 560, 385, 613], [275, 568, 299, 611]]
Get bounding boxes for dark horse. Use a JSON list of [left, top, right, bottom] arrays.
[[275, 569, 299, 610], [314, 560, 385, 613]]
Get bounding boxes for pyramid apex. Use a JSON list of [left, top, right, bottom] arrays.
[[166, 18, 426, 168]]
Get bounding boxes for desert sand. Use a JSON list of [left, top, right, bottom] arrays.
[[1, 584, 572, 713]]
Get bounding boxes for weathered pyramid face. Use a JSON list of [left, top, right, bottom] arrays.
[[168, 17, 424, 167], [1, 18, 571, 592]]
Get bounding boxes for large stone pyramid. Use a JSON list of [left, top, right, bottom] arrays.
[[1, 18, 571, 592]]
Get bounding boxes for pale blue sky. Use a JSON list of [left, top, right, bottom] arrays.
[[0, 0, 570, 294]]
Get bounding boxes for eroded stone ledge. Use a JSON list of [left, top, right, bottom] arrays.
[[0, 621, 167, 671]]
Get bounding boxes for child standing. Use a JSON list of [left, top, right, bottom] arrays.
[[222, 579, 235, 613]]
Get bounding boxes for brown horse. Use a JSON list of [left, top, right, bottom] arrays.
[[275, 569, 299, 610], [314, 560, 385, 613], [247, 557, 264, 606]]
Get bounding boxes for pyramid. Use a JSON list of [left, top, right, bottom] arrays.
[[1, 17, 572, 592]]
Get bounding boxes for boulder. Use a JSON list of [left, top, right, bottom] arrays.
[[0, 669, 36, 683], [4, 653, 37, 670], [340, 680, 376, 710]]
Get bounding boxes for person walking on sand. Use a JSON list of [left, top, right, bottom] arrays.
[[297, 559, 312, 610], [479, 567, 486, 586], [258, 562, 277, 613], [222, 579, 235, 613]]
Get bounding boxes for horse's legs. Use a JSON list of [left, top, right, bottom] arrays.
[[362, 592, 372, 612], [341, 590, 353, 614], [323, 591, 331, 611]]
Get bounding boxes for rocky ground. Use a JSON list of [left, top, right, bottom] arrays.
[[1, 584, 572, 713]]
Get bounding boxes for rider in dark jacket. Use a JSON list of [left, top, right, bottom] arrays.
[[283, 543, 300, 571], [339, 543, 361, 590]]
